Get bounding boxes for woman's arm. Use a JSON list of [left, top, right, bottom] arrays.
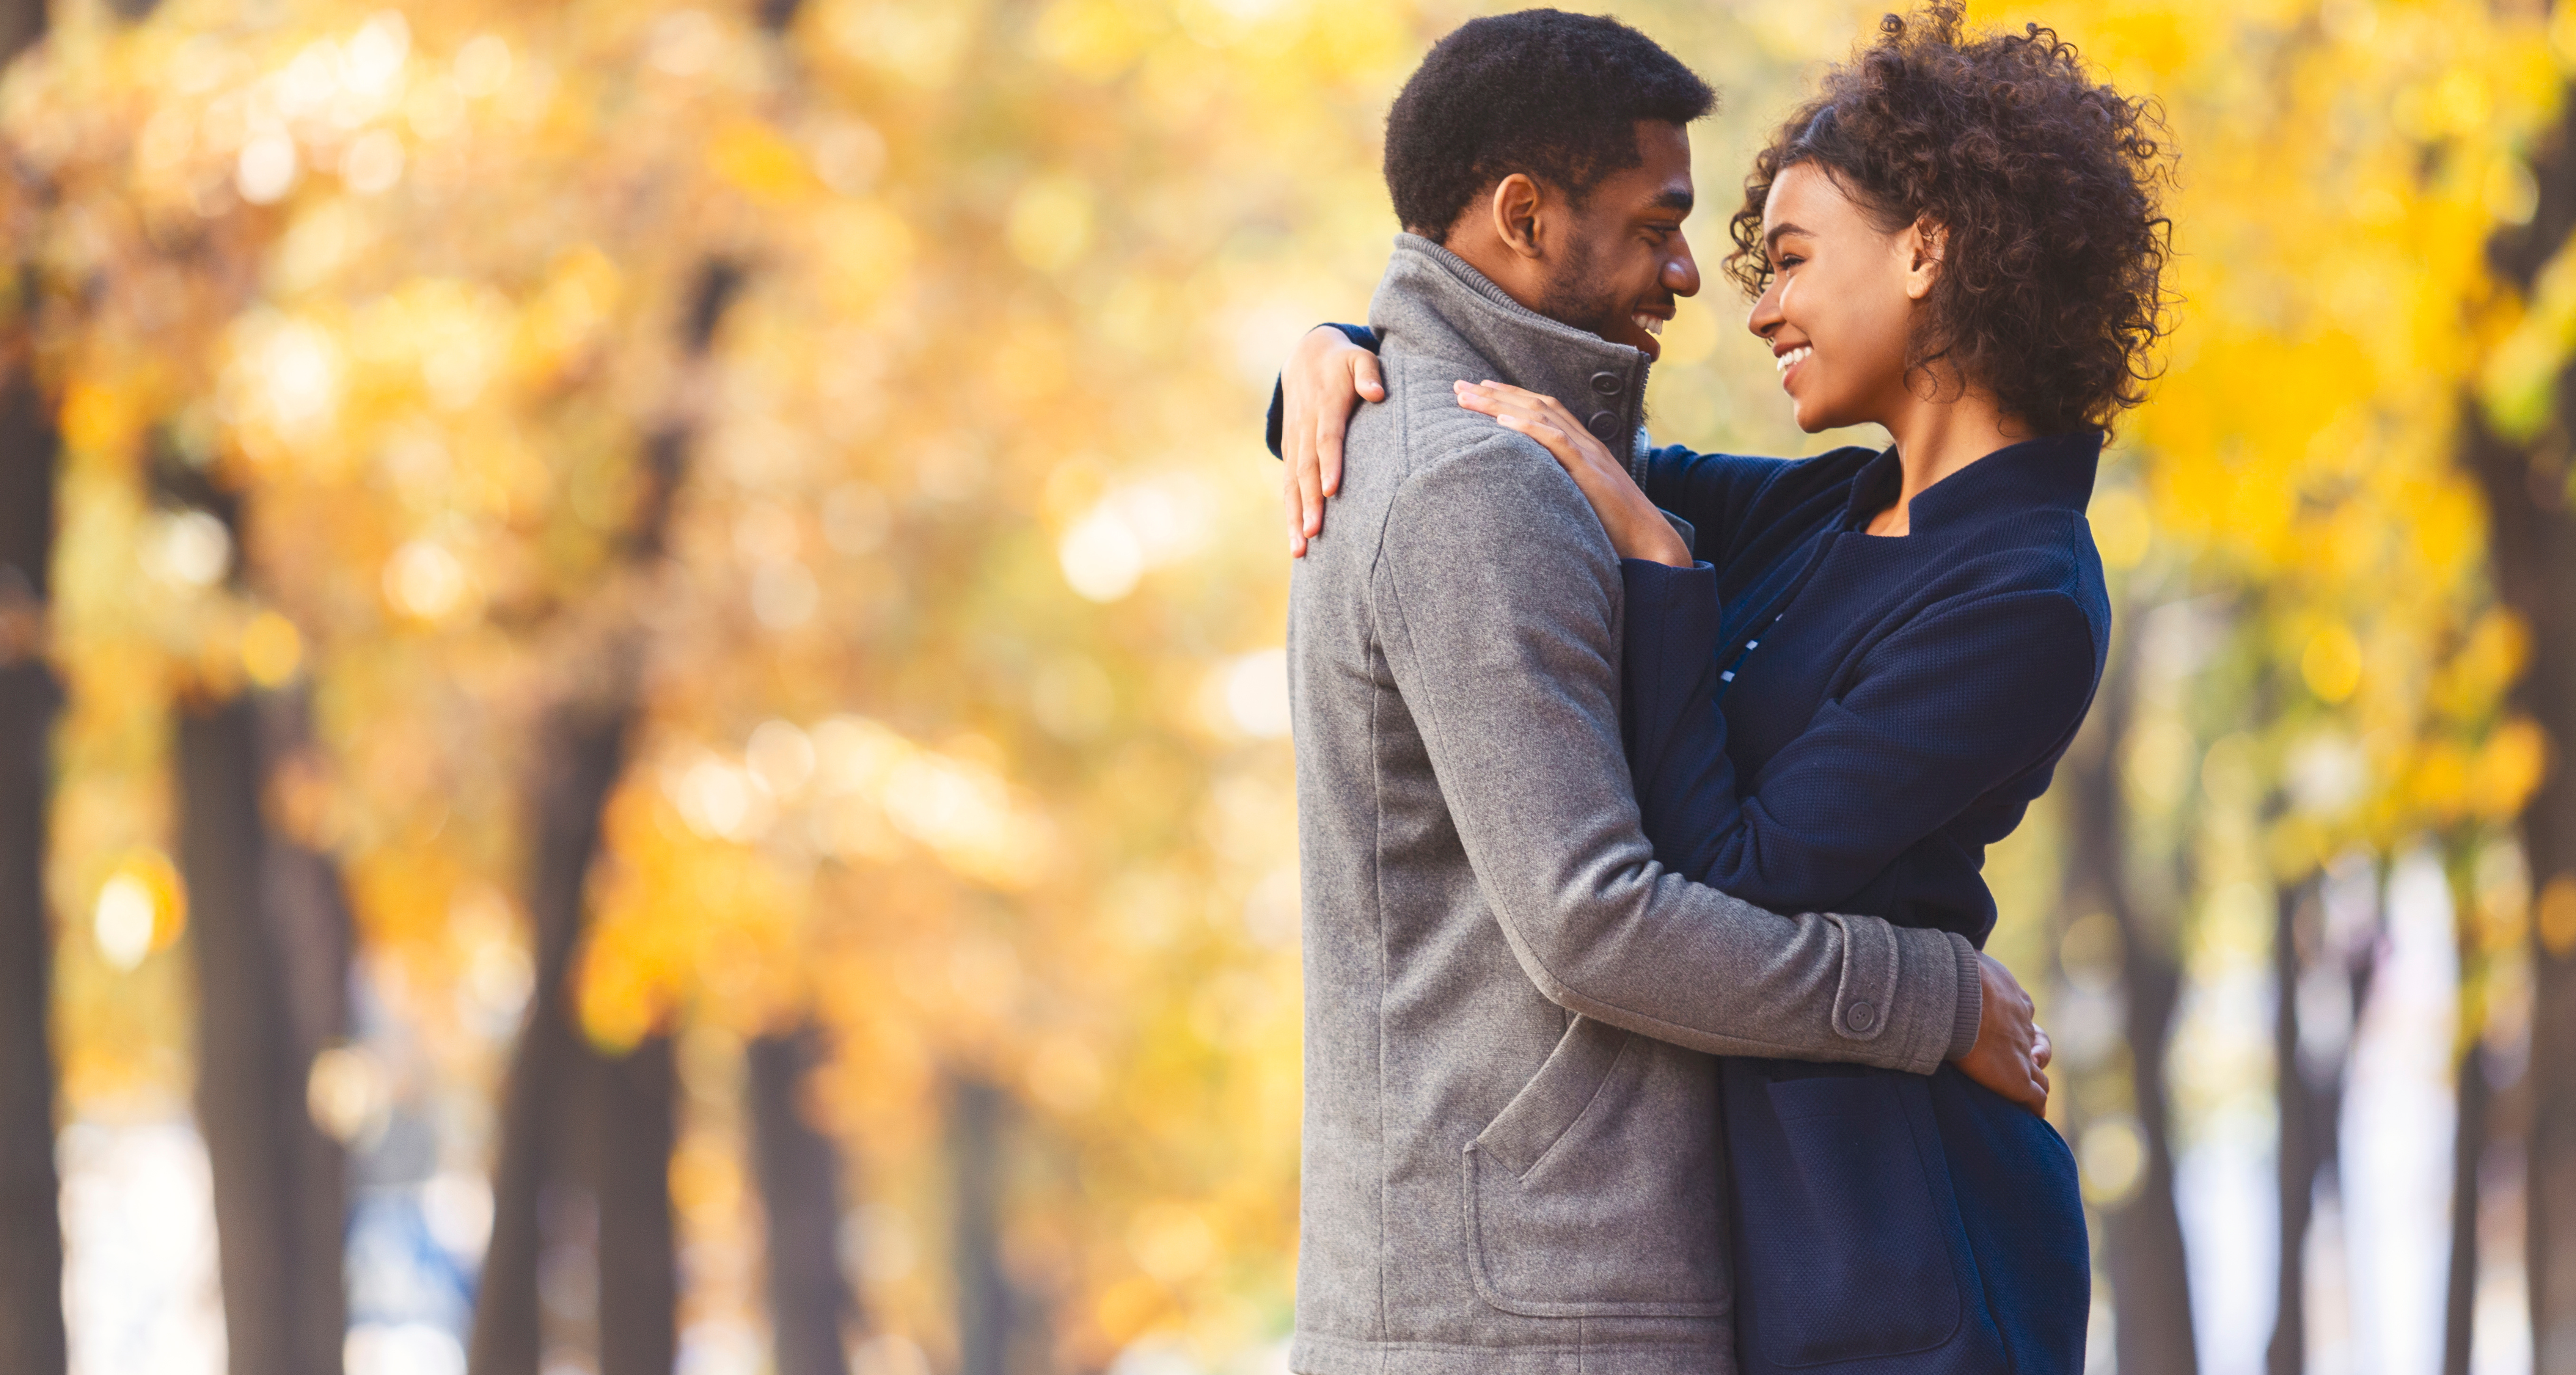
[[1271, 326, 1382, 557], [1619, 562, 2076, 1109], [1626, 579, 2098, 914], [1641, 443, 1797, 569]]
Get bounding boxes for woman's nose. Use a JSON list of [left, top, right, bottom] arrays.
[[1747, 283, 1783, 339]]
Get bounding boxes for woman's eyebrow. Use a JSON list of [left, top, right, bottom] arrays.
[[1764, 223, 1811, 249]]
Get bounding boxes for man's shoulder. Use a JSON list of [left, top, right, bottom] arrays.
[[1368, 350, 1573, 486]]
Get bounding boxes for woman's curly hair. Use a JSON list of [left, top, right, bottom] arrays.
[[1726, 2, 2173, 436]]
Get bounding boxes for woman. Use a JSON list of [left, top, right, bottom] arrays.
[[1274, 7, 2169, 1371]]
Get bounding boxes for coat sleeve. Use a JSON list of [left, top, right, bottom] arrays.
[[1617, 556, 2097, 945], [1372, 435, 1978, 1071]]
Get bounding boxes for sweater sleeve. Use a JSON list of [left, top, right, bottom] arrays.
[[1640, 445, 1793, 567], [1264, 323, 1381, 460], [1618, 562, 2095, 1045]]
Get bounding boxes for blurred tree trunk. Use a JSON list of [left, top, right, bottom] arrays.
[[175, 692, 351, 1375], [0, 323, 65, 1375], [2467, 396, 2576, 1374], [0, 2, 64, 1367], [2269, 879, 2324, 1375], [2268, 875, 2375, 1375], [750, 1024, 855, 1375], [2444, 836, 2493, 1375], [2059, 621, 2198, 1375], [469, 258, 745, 1375], [2445, 1050, 2493, 1375], [597, 1034, 677, 1375], [156, 428, 352, 1375], [469, 698, 626, 1375], [950, 1074, 1011, 1375], [2474, 81, 2576, 1373]]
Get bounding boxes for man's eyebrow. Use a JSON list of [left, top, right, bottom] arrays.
[[1653, 189, 1694, 214], [1764, 222, 1811, 249]]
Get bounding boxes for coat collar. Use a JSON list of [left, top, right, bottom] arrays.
[[1368, 234, 1654, 481], [1842, 430, 2104, 536]]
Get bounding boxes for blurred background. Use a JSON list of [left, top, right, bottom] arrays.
[[0, 0, 2567, 1373]]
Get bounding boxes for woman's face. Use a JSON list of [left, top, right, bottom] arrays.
[[1746, 162, 1936, 434]]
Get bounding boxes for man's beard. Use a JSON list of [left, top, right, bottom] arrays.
[[1534, 234, 1622, 341]]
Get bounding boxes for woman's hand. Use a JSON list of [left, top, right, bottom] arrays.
[[1454, 381, 1692, 567], [1954, 953, 2053, 1114], [1282, 327, 1384, 558]]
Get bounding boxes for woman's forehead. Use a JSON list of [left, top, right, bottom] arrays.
[[1764, 162, 1859, 233]]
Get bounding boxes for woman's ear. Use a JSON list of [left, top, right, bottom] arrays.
[[1489, 174, 1546, 260], [1902, 217, 1946, 301]]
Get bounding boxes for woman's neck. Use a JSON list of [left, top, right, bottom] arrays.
[[1863, 385, 2019, 537]]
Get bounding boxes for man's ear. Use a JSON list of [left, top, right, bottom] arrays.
[[1488, 173, 1546, 261], [1902, 217, 1946, 301]]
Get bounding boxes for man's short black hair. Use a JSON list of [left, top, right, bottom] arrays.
[[1384, 10, 1715, 243]]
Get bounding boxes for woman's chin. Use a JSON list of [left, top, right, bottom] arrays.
[[1790, 397, 1854, 434]]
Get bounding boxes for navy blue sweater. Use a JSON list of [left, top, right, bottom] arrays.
[[1621, 434, 2111, 948], [1625, 433, 2107, 1375]]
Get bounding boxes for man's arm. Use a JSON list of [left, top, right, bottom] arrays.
[[1374, 433, 1981, 1072]]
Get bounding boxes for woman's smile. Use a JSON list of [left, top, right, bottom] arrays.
[[1774, 343, 1813, 390]]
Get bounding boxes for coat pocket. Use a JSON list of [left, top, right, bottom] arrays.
[[1462, 1017, 1728, 1318], [1726, 1062, 1983, 1370]]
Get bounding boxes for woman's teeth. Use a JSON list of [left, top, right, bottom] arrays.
[[1775, 345, 1813, 374], [1633, 314, 1664, 337]]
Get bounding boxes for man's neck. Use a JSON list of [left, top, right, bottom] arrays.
[[1434, 225, 1569, 332]]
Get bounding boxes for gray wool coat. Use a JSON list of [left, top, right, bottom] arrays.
[[1285, 236, 1985, 1375]]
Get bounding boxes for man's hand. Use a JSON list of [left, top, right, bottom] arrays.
[[1282, 326, 1384, 557], [1952, 952, 2052, 1113]]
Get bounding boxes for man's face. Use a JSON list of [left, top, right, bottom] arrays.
[[1535, 120, 1701, 360]]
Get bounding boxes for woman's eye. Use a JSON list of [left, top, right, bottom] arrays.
[[1778, 255, 1805, 270]]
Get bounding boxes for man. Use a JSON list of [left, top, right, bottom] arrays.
[[1280, 13, 2045, 1375]]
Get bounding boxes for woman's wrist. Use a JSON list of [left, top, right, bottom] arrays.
[[1606, 495, 1693, 566]]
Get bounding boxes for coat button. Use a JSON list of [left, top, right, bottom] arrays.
[[1590, 371, 1622, 396], [1845, 1000, 1877, 1032], [1586, 411, 1619, 440]]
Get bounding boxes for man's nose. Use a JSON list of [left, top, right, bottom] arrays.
[[1663, 241, 1701, 298]]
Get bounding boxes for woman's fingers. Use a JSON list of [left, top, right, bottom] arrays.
[[1494, 413, 1576, 468], [1282, 380, 1312, 553], [1284, 472, 1307, 558], [1294, 439, 1325, 540], [1332, 351, 1383, 498]]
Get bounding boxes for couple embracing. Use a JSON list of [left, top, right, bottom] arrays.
[[1262, 6, 2168, 1374]]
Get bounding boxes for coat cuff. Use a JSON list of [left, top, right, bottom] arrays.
[[1946, 931, 1984, 1062]]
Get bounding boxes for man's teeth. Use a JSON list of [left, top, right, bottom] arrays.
[[1774, 345, 1813, 374], [1633, 314, 1663, 337]]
